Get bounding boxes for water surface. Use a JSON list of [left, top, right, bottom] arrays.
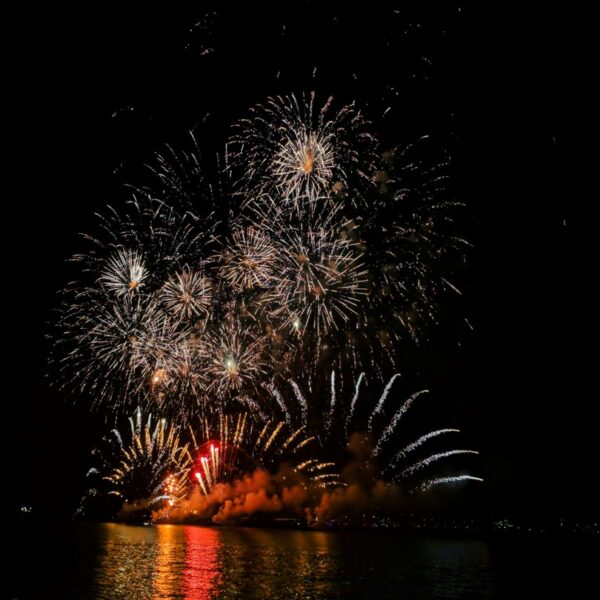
[[10, 522, 597, 599]]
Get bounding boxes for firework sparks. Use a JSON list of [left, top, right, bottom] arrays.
[[220, 226, 278, 291], [99, 248, 148, 296], [162, 268, 212, 321], [52, 195, 218, 410], [276, 222, 368, 336], [205, 319, 268, 395], [90, 409, 192, 510], [265, 373, 481, 493], [229, 92, 378, 203], [417, 475, 484, 493], [189, 411, 340, 495], [57, 87, 477, 522]]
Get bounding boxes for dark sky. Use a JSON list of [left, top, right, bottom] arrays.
[[5, 3, 593, 520]]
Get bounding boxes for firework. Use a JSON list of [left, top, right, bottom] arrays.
[[417, 475, 483, 493], [189, 410, 340, 495], [133, 132, 212, 210], [56, 291, 197, 410], [219, 226, 278, 291], [244, 197, 368, 340], [99, 248, 148, 296], [53, 90, 472, 499], [276, 222, 368, 336], [229, 92, 378, 204], [86, 409, 192, 512], [204, 318, 269, 395], [265, 372, 481, 494], [363, 139, 468, 343], [80, 197, 216, 285], [161, 268, 212, 321], [51, 194, 219, 410]]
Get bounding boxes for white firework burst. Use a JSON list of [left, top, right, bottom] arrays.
[[162, 268, 212, 321], [230, 92, 378, 203], [220, 226, 278, 291], [205, 319, 268, 395], [276, 222, 368, 336], [99, 248, 148, 296], [272, 128, 336, 201]]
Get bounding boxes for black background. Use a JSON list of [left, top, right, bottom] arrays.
[[5, 2, 593, 523]]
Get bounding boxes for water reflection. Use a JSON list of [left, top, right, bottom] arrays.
[[183, 526, 221, 599], [82, 523, 498, 599], [93, 523, 159, 598], [152, 525, 186, 598]]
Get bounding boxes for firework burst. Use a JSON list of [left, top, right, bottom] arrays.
[[204, 318, 269, 396], [67, 197, 208, 282], [99, 248, 148, 296], [161, 268, 212, 321], [243, 197, 368, 341], [51, 194, 219, 410], [219, 226, 278, 291], [229, 92, 378, 204], [276, 221, 368, 337], [364, 139, 468, 343]]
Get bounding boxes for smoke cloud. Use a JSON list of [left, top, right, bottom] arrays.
[[152, 433, 408, 527]]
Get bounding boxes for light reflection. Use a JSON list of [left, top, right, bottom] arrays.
[[93, 524, 157, 598], [183, 526, 221, 599], [91, 524, 222, 599], [86, 524, 496, 598], [152, 525, 186, 598]]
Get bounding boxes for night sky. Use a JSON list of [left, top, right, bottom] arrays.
[[5, 3, 592, 522]]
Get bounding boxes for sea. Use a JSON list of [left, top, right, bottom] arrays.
[[8, 521, 598, 599]]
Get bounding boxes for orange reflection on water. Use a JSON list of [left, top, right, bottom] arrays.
[[182, 526, 222, 599], [152, 525, 186, 598]]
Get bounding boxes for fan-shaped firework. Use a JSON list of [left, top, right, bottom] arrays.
[[229, 92, 378, 204], [189, 411, 340, 495], [265, 372, 482, 493], [85, 409, 192, 513]]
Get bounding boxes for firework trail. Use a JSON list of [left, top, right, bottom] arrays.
[[416, 475, 484, 493], [264, 372, 481, 493]]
